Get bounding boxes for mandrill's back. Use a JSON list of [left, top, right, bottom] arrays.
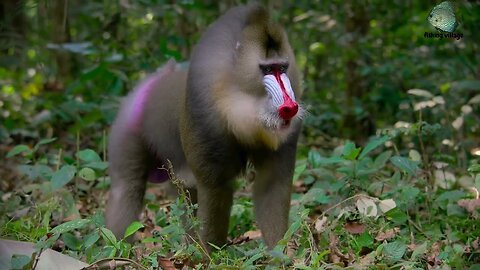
[[110, 62, 188, 170], [141, 66, 188, 166], [144, 65, 187, 166]]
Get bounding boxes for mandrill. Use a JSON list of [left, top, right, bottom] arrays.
[[106, 4, 303, 249]]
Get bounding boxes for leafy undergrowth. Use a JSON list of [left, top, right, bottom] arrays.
[[1, 126, 479, 269]]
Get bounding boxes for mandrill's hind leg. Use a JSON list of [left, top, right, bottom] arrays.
[[105, 130, 149, 239]]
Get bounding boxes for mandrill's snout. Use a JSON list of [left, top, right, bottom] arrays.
[[263, 73, 298, 122], [279, 100, 298, 120]]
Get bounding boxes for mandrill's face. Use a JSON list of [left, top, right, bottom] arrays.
[[259, 61, 302, 131]]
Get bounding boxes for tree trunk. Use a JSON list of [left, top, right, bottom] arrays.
[[343, 1, 374, 145]]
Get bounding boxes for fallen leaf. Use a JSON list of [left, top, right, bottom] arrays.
[[452, 116, 463, 130], [314, 216, 328, 233], [243, 230, 262, 240], [407, 89, 433, 98], [1, 192, 12, 202], [157, 257, 175, 270], [0, 239, 88, 270], [432, 162, 449, 169], [173, 259, 185, 269], [407, 243, 417, 252], [328, 233, 354, 265], [232, 230, 262, 245], [378, 199, 396, 213], [356, 197, 378, 217], [286, 239, 298, 258], [344, 222, 365, 234], [358, 251, 376, 267], [427, 241, 443, 267], [375, 227, 399, 241], [457, 198, 480, 216], [434, 170, 456, 189], [409, 150, 421, 162], [411, 241, 428, 260], [458, 175, 474, 189], [472, 237, 479, 250]]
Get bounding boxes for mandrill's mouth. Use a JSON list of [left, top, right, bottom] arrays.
[[259, 105, 304, 131], [281, 119, 291, 129]]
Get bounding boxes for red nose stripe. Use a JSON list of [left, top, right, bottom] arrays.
[[274, 70, 298, 120], [279, 101, 298, 120]]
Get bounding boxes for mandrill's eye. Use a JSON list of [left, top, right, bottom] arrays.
[[259, 64, 273, 75], [260, 63, 289, 75]]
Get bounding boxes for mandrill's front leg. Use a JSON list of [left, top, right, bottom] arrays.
[[250, 127, 301, 248]]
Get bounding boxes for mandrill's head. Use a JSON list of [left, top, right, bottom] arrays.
[[232, 8, 303, 134], [211, 4, 303, 149]]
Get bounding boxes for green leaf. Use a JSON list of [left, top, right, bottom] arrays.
[[383, 241, 406, 263], [468, 164, 480, 174], [451, 79, 480, 91], [6, 145, 31, 158], [11, 254, 31, 270], [36, 137, 57, 146], [319, 156, 345, 165], [51, 219, 90, 234], [411, 241, 428, 260], [293, 162, 307, 181], [85, 161, 108, 171], [435, 190, 465, 205], [342, 142, 361, 160], [283, 209, 308, 241], [399, 186, 420, 205], [124, 221, 144, 239], [82, 232, 101, 249], [356, 232, 374, 248], [359, 136, 389, 159], [386, 208, 408, 225], [374, 150, 392, 169], [244, 252, 264, 266], [76, 149, 102, 163], [33, 137, 57, 151], [78, 167, 96, 181], [390, 156, 419, 176], [17, 164, 53, 180], [303, 175, 315, 185], [51, 165, 76, 190], [302, 188, 330, 205], [308, 150, 322, 168], [104, 245, 118, 258], [62, 232, 82, 250], [447, 203, 466, 216], [62, 191, 80, 219], [35, 233, 59, 250], [100, 227, 118, 247]]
